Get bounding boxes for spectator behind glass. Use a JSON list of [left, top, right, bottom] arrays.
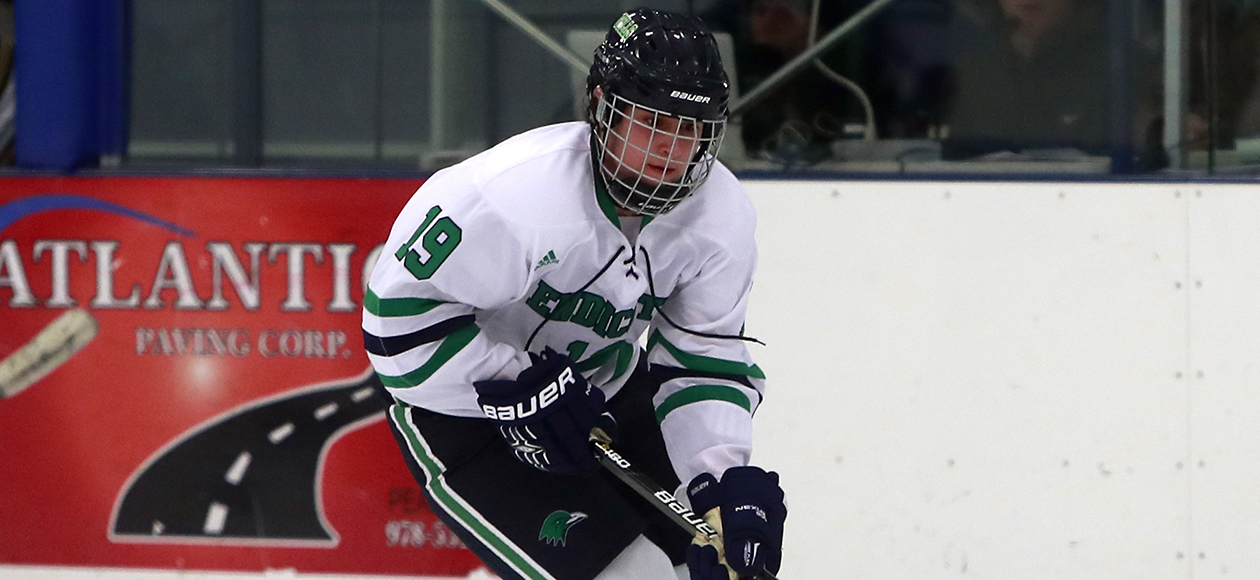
[[701, 0, 866, 163], [942, 0, 1162, 164], [1185, 0, 1260, 149]]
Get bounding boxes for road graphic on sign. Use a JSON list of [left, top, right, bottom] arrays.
[[109, 368, 391, 545]]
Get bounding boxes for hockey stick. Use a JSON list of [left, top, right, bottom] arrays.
[[589, 429, 779, 580]]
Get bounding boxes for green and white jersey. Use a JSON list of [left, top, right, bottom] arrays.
[[363, 121, 765, 485]]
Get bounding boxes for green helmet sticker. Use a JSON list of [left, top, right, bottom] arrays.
[[613, 13, 638, 41], [539, 510, 588, 547]]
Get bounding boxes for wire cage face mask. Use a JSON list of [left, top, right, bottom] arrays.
[[593, 91, 726, 216]]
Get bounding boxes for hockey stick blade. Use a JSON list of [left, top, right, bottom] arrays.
[[589, 429, 779, 580]]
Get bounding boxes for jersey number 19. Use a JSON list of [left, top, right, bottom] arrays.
[[394, 204, 463, 280]]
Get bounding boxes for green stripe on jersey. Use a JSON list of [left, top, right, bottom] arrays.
[[655, 384, 752, 423], [655, 385, 750, 421], [389, 405, 555, 580], [377, 324, 481, 388], [594, 179, 621, 227], [364, 287, 446, 317], [646, 329, 766, 379]]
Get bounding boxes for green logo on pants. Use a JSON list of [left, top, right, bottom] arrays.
[[539, 510, 588, 547]]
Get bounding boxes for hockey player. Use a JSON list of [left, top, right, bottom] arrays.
[[363, 7, 786, 580]]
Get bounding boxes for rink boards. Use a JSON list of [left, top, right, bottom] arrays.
[[2, 177, 1259, 579]]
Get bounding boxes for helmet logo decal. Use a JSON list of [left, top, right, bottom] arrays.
[[669, 90, 711, 104], [613, 14, 638, 41]]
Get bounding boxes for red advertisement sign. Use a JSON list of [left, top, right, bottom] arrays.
[[0, 177, 483, 576]]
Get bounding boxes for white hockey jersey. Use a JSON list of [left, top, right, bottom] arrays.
[[363, 122, 765, 485]]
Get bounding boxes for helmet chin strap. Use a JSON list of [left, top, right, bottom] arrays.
[[604, 173, 689, 215]]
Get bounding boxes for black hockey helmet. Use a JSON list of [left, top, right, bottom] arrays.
[[585, 8, 730, 216], [586, 8, 730, 121]]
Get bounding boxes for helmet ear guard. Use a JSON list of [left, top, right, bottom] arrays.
[[585, 8, 730, 216]]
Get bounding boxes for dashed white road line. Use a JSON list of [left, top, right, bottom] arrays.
[[314, 402, 339, 421], [136, 389, 379, 539], [203, 502, 229, 535], [225, 451, 252, 485], [269, 422, 295, 444]]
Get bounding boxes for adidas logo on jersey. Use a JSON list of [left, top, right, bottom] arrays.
[[535, 250, 559, 270]]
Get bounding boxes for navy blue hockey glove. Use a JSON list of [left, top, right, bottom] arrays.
[[473, 347, 613, 476], [686, 466, 787, 579]]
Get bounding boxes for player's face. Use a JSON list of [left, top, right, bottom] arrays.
[[604, 105, 701, 185]]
